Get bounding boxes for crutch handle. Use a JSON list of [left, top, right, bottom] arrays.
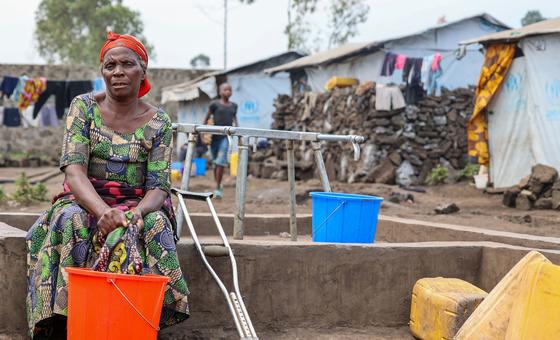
[[171, 188, 213, 201]]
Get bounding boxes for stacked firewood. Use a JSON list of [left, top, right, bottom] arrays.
[[251, 84, 474, 185]]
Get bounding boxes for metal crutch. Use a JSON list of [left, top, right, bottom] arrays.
[[171, 188, 258, 340]]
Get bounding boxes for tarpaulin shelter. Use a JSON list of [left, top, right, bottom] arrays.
[[461, 17, 560, 188]]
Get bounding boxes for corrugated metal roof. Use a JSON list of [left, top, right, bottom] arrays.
[[161, 51, 305, 103], [264, 42, 377, 74], [461, 17, 560, 45], [265, 13, 510, 74]]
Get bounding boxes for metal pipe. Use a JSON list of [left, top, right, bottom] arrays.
[[312, 142, 332, 192], [176, 133, 196, 238], [286, 141, 298, 241], [172, 124, 366, 144], [233, 136, 250, 239]]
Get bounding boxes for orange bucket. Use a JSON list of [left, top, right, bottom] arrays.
[[66, 268, 170, 340]]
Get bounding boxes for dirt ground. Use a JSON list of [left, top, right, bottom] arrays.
[[1, 166, 560, 237]]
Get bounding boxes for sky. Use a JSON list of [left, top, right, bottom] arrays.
[[0, 0, 558, 69]]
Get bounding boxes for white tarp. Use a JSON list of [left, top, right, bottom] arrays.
[[175, 98, 211, 156], [161, 76, 217, 104], [228, 72, 291, 129], [305, 52, 385, 91], [520, 35, 560, 172], [488, 34, 560, 187], [488, 57, 534, 188]]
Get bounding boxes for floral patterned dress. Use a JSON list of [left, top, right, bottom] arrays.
[[26, 93, 189, 338]]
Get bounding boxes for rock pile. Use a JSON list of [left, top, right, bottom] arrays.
[[503, 164, 560, 210], [252, 84, 474, 185]]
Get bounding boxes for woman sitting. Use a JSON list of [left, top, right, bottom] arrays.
[[26, 32, 189, 339]]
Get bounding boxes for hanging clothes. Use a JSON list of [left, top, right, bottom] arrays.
[[426, 65, 443, 96], [18, 77, 47, 111], [21, 106, 40, 127], [3, 107, 21, 127], [39, 104, 59, 127], [381, 52, 398, 76], [431, 53, 443, 71], [92, 77, 105, 92], [421, 55, 434, 88], [65, 81, 93, 107], [395, 54, 407, 70], [375, 84, 406, 111], [10, 75, 29, 102], [0, 76, 19, 98], [33, 80, 67, 119], [403, 58, 423, 85], [0, 107, 4, 124]]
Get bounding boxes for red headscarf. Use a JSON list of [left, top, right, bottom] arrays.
[[99, 32, 151, 98]]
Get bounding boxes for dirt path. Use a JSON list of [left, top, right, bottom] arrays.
[[1, 167, 560, 237]]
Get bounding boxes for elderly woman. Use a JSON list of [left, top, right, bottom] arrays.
[[26, 32, 189, 339]]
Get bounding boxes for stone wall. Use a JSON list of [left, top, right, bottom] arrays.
[[253, 85, 474, 185], [0, 64, 211, 164]]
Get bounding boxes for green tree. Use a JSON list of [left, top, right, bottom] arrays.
[[35, 0, 154, 65], [190, 54, 211, 68], [240, 0, 369, 52], [327, 0, 369, 48], [521, 10, 546, 26]]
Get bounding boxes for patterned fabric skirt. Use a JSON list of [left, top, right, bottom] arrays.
[[26, 181, 189, 338]]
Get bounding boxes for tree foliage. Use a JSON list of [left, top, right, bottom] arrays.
[[240, 0, 369, 52], [35, 0, 153, 65], [190, 54, 211, 68], [327, 0, 369, 48], [521, 10, 546, 27]]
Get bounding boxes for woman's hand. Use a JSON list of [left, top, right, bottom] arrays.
[[97, 208, 128, 236], [129, 207, 144, 230]]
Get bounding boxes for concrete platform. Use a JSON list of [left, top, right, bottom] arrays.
[[2, 220, 560, 339], [3, 211, 560, 250]]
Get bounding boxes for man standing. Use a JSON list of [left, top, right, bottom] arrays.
[[204, 83, 238, 198]]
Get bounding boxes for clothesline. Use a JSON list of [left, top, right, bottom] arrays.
[[378, 49, 447, 96], [0, 74, 105, 128]]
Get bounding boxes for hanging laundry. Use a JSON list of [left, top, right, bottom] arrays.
[[65, 80, 93, 107], [18, 77, 47, 111], [39, 104, 59, 127], [0, 76, 19, 98], [3, 108, 21, 127], [375, 84, 406, 111], [431, 53, 443, 71], [381, 52, 398, 76], [427, 64, 443, 96], [0, 107, 3, 124], [405, 84, 424, 105], [10, 75, 29, 102], [92, 77, 106, 92], [421, 55, 434, 87], [395, 54, 407, 70], [33, 80, 66, 119], [22, 106, 40, 127], [403, 58, 423, 85]]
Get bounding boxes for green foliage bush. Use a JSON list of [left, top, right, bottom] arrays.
[[10, 173, 50, 205], [457, 163, 480, 182], [425, 165, 449, 186]]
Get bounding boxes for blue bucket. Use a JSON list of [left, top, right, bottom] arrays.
[[310, 192, 383, 243], [193, 158, 207, 176]]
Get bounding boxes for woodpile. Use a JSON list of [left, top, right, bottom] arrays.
[[250, 84, 474, 185], [503, 164, 560, 210]]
